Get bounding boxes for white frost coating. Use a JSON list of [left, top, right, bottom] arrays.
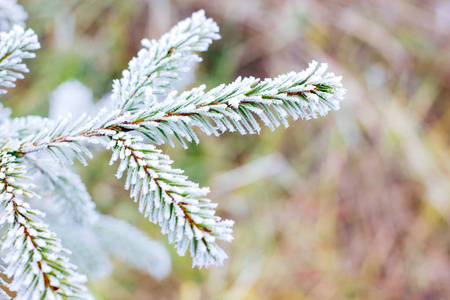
[[112, 10, 220, 111], [0, 0, 27, 32], [120, 60, 345, 146], [0, 25, 40, 94], [0, 8, 346, 295], [109, 132, 234, 268], [0, 143, 93, 300], [228, 97, 241, 108]]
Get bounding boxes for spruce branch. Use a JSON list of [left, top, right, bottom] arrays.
[[0, 26, 40, 94], [0, 9, 346, 279], [108, 132, 233, 268], [6, 40, 344, 271], [112, 9, 220, 112], [0, 142, 93, 300], [127, 60, 345, 147], [14, 61, 344, 156]]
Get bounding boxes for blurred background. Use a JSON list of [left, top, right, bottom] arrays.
[[3, 0, 450, 299]]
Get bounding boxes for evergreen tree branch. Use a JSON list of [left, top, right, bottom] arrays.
[[14, 61, 344, 156], [0, 26, 39, 94], [0, 10, 345, 273], [108, 132, 233, 268], [4, 61, 343, 270], [5, 61, 343, 271], [128, 60, 345, 147], [112, 10, 220, 112], [0, 142, 93, 300]]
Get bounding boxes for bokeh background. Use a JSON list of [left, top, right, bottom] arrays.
[[3, 0, 450, 299]]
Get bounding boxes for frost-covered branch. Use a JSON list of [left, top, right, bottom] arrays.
[[0, 142, 93, 300], [0, 9, 346, 277], [112, 9, 220, 112], [7, 61, 343, 270], [0, 26, 40, 94], [15, 61, 344, 157], [107, 132, 233, 267], [127, 60, 345, 147]]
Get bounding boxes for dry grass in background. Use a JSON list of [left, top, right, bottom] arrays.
[[4, 0, 450, 299]]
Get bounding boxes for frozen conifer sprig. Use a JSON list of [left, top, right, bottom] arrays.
[[0, 7, 345, 298], [126, 61, 344, 147], [14, 60, 344, 156], [112, 10, 220, 112], [108, 132, 234, 267], [4, 10, 343, 269], [0, 25, 40, 94], [0, 143, 93, 300]]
